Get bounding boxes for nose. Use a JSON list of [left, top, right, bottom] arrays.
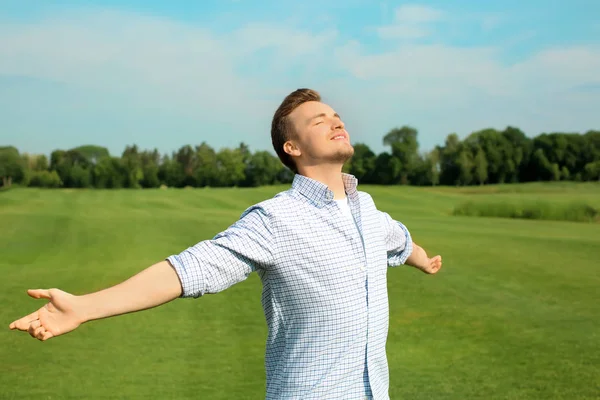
[[333, 118, 344, 130]]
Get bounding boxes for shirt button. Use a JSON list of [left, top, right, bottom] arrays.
[[360, 266, 365, 271]]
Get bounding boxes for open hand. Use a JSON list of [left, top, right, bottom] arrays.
[[9, 288, 84, 341], [420, 255, 442, 274]]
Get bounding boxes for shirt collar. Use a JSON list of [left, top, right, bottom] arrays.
[[292, 173, 358, 207]]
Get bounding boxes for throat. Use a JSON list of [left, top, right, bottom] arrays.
[[298, 167, 347, 199]]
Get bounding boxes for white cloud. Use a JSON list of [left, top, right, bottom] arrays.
[[0, 10, 342, 155], [0, 11, 235, 107], [332, 39, 600, 148], [512, 46, 600, 87], [233, 23, 337, 56], [0, 10, 337, 129], [0, 7, 598, 157], [377, 4, 443, 40], [335, 43, 503, 96], [336, 39, 600, 100], [479, 13, 504, 32], [377, 24, 431, 40], [394, 4, 444, 24]]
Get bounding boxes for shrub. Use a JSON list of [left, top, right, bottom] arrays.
[[28, 170, 63, 188], [452, 200, 599, 223]]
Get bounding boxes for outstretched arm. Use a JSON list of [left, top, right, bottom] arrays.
[[9, 260, 182, 341], [9, 204, 275, 342], [379, 210, 442, 274]]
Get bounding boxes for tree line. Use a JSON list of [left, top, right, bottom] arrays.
[[1, 126, 599, 189]]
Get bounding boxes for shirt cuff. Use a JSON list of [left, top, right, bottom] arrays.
[[388, 221, 413, 266], [397, 222, 413, 264], [167, 253, 205, 298]]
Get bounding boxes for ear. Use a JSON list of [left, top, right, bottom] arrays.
[[283, 140, 301, 158]]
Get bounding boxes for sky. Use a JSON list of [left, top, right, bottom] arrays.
[[1, 0, 599, 158]]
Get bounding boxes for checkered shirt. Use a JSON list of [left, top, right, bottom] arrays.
[[167, 173, 413, 399]]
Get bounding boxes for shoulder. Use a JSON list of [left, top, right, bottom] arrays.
[[239, 189, 297, 219], [357, 190, 377, 208]]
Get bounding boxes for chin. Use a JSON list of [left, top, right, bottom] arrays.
[[343, 142, 355, 155], [330, 147, 354, 164]]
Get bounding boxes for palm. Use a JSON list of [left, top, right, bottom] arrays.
[[39, 290, 81, 334], [9, 288, 83, 341], [423, 255, 442, 274]]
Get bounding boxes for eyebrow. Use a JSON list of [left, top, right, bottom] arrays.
[[307, 112, 341, 124]]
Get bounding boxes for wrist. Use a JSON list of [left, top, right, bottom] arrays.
[[407, 243, 427, 268], [73, 294, 92, 324]]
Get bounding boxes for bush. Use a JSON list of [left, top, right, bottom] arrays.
[[29, 170, 63, 188], [452, 200, 599, 223]]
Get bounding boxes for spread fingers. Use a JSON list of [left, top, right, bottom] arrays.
[[28, 319, 41, 338]]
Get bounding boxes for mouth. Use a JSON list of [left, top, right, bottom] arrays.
[[330, 132, 349, 141]]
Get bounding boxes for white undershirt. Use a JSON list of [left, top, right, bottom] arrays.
[[335, 197, 361, 235], [334, 197, 353, 220], [335, 197, 364, 262]]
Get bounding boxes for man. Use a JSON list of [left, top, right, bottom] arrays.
[[10, 88, 442, 399]]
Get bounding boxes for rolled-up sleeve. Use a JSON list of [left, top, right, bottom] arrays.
[[379, 211, 413, 267], [167, 205, 276, 298]]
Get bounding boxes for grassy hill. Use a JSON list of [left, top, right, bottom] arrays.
[[1, 182, 599, 399]]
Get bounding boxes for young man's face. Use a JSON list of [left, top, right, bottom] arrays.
[[286, 101, 354, 170]]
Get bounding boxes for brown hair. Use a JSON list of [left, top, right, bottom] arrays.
[[271, 88, 321, 172]]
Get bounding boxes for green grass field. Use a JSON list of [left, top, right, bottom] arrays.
[[1, 183, 599, 399]]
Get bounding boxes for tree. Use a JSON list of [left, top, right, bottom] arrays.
[[50, 150, 70, 186], [563, 134, 585, 175], [584, 161, 600, 181], [530, 149, 555, 181], [550, 163, 560, 181], [410, 149, 439, 186], [93, 157, 126, 188], [584, 130, 600, 162], [473, 147, 488, 185], [346, 143, 377, 183], [158, 154, 184, 188], [139, 149, 161, 188], [426, 148, 441, 186], [213, 147, 246, 187], [245, 151, 283, 186], [29, 170, 62, 188], [276, 167, 294, 184], [70, 145, 109, 165], [561, 166, 571, 181], [0, 146, 27, 188], [439, 133, 462, 186], [70, 164, 92, 188], [237, 142, 252, 165], [22, 153, 49, 172], [383, 126, 419, 184], [457, 148, 474, 186], [1, 122, 597, 189], [502, 126, 531, 183], [373, 152, 401, 185], [172, 145, 197, 187], [121, 145, 144, 188], [194, 143, 217, 187], [49, 148, 93, 188], [530, 133, 587, 180], [464, 128, 512, 184]]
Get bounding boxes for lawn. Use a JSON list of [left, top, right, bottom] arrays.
[[1, 182, 599, 399]]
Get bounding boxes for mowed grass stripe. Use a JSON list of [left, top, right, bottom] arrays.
[[1, 189, 269, 399], [1, 183, 599, 399]]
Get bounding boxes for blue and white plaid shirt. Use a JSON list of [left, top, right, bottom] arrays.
[[168, 173, 413, 399]]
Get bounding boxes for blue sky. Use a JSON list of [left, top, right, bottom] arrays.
[[1, 0, 599, 158]]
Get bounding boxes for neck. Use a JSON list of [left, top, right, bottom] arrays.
[[298, 164, 346, 199]]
